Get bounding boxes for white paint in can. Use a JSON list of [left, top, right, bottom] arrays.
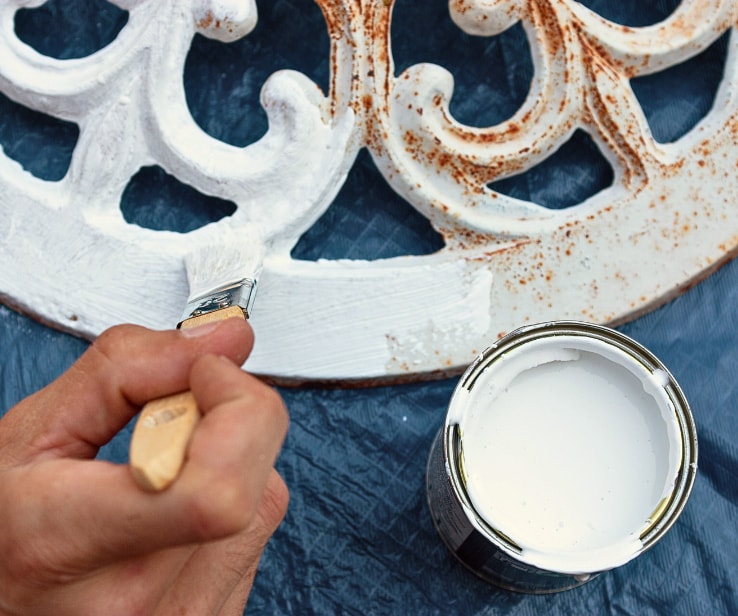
[[447, 334, 683, 575]]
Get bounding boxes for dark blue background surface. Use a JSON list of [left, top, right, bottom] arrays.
[[2, 1, 737, 614]]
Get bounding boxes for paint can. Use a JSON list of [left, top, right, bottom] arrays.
[[426, 321, 697, 593]]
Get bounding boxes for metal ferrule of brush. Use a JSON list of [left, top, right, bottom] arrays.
[[179, 278, 258, 325]]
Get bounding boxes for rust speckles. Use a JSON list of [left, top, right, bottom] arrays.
[[450, 0, 467, 16], [195, 10, 237, 34], [197, 11, 214, 29], [403, 129, 419, 148], [437, 152, 452, 169]]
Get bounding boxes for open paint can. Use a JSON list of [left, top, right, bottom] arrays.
[[426, 321, 697, 593]]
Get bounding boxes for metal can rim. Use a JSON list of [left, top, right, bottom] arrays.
[[442, 320, 698, 574]]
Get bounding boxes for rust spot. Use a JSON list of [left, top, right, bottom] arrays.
[[437, 152, 452, 168], [198, 11, 214, 29]]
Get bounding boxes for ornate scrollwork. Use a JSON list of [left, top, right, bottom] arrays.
[[1, 0, 736, 383]]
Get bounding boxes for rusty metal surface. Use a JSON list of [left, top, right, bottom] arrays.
[[1, 0, 737, 383]]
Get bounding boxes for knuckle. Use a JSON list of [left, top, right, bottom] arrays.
[[260, 474, 290, 531], [91, 324, 140, 357], [249, 382, 289, 426], [185, 477, 256, 540]]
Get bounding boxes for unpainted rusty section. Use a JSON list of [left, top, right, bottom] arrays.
[[360, 0, 735, 250], [351, 0, 393, 153], [578, 33, 652, 191], [317, 0, 357, 119]]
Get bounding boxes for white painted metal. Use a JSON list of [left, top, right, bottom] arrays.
[[0, 0, 737, 383]]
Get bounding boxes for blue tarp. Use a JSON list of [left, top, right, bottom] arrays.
[[1, 1, 737, 614]]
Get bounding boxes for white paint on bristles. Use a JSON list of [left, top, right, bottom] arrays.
[[448, 335, 682, 574], [184, 227, 264, 301]]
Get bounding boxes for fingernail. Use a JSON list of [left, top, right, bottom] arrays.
[[179, 320, 222, 338]]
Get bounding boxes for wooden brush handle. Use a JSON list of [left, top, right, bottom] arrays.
[[129, 306, 245, 491], [130, 391, 199, 491]]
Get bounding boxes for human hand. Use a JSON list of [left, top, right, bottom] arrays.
[[0, 318, 289, 616]]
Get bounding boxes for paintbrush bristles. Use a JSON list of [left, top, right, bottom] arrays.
[[184, 230, 264, 302]]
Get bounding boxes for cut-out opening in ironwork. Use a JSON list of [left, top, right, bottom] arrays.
[[184, 0, 330, 147], [577, 0, 680, 27], [14, 0, 128, 60], [391, 0, 533, 128], [120, 165, 237, 233], [0, 92, 79, 182], [488, 129, 614, 210], [631, 31, 730, 144], [291, 148, 446, 261]]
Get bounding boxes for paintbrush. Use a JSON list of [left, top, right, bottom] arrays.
[[129, 231, 264, 491]]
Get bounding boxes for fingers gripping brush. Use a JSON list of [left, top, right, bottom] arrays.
[[129, 234, 264, 491]]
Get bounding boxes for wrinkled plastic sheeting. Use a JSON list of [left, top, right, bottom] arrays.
[[1, 1, 737, 614]]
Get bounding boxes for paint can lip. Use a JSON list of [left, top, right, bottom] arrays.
[[442, 320, 698, 575]]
